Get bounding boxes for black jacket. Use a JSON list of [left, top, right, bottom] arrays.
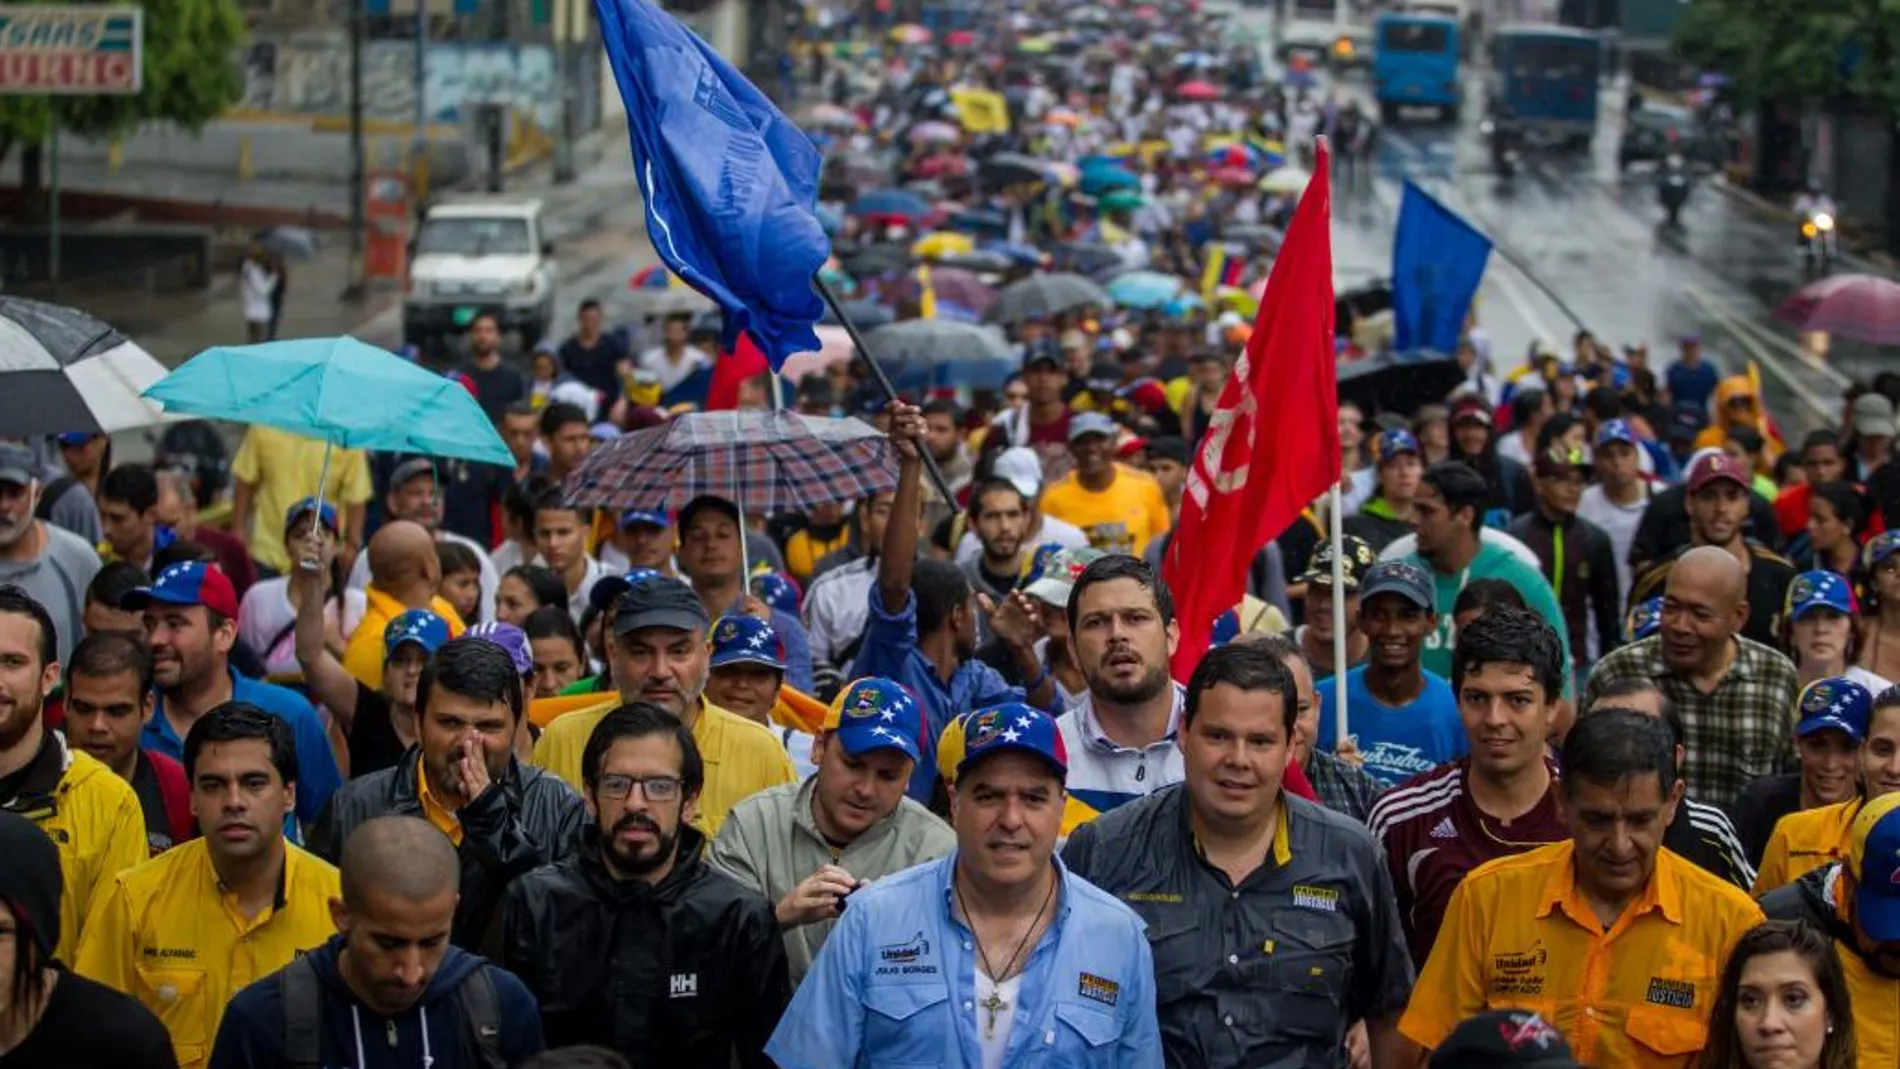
[[499, 826, 790, 1068], [1762, 863, 1900, 980], [308, 748, 584, 951], [1628, 483, 1782, 575], [1508, 508, 1623, 669]]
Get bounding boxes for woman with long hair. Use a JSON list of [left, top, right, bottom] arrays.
[[0, 811, 175, 1066], [1795, 482, 1868, 575], [1696, 920, 1855, 1069]]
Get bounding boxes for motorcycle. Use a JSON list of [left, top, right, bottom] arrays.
[[1481, 117, 1519, 178], [1658, 156, 1690, 228], [1801, 209, 1836, 271]]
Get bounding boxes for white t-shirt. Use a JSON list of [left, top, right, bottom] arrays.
[[1577, 482, 1651, 607], [974, 970, 1024, 1069], [636, 345, 712, 394], [237, 577, 368, 677], [1846, 666, 1894, 695]]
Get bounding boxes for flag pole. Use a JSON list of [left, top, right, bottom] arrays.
[[1330, 481, 1349, 749], [812, 273, 958, 507]]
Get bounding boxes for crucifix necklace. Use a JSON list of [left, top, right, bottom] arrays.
[[955, 873, 1057, 1038]]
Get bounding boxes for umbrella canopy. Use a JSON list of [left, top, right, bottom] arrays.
[[863, 319, 1016, 391], [908, 120, 962, 145], [979, 152, 1049, 187], [1176, 79, 1222, 100], [1260, 166, 1314, 194], [256, 226, 319, 261], [566, 410, 901, 514], [988, 272, 1113, 323], [849, 188, 934, 220], [835, 243, 912, 278], [805, 103, 860, 129], [912, 154, 970, 180], [1773, 273, 1900, 344], [1107, 270, 1186, 309], [0, 297, 175, 436], [982, 240, 1050, 268], [1220, 223, 1282, 250], [1210, 166, 1256, 186], [1336, 350, 1465, 417], [936, 250, 1015, 274], [1054, 241, 1127, 276], [819, 298, 897, 329], [913, 231, 977, 260], [142, 336, 513, 466], [1080, 166, 1141, 196]]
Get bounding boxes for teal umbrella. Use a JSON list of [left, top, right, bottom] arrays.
[[142, 337, 514, 467], [1107, 270, 1186, 309]]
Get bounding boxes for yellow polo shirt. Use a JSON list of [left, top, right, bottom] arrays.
[[531, 695, 795, 836], [342, 585, 466, 691], [74, 839, 341, 1069], [1401, 841, 1762, 1069], [418, 762, 466, 846], [231, 426, 373, 574], [1753, 797, 1862, 897], [1038, 464, 1173, 556]]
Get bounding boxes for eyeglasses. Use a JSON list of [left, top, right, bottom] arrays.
[[595, 774, 683, 802]]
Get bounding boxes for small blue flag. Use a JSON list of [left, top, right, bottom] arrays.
[[1391, 181, 1492, 354], [595, 0, 830, 367]]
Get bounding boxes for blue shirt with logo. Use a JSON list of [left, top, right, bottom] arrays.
[[1315, 665, 1467, 789], [765, 852, 1162, 1069]]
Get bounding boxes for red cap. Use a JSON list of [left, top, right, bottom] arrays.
[[1687, 453, 1751, 493]]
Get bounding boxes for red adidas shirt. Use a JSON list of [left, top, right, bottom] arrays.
[[1368, 757, 1567, 966]]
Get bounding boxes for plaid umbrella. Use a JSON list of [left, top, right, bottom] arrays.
[[563, 410, 900, 515]]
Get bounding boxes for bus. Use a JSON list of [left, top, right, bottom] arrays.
[[1373, 13, 1461, 120], [1490, 23, 1603, 148]]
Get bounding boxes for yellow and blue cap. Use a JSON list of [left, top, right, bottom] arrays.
[[952, 702, 1067, 781], [707, 614, 788, 672], [1786, 570, 1856, 622], [385, 610, 451, 658], [822, 677, 921, 761], [1847, 792, 1900, 942], [1795, 676, 1872, 743]]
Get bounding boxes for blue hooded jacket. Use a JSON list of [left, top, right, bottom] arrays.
[[206, 936, 543, 1069]]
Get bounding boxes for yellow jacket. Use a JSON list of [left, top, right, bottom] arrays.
[[74, 839, 341, 1069], [532, 695, 794, 836], [15, 735, 148, 962], [342, 585, 466, 691], [1753, 797, 1861, 896]]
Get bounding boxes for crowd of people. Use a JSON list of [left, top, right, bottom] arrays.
[[2, 0, 1898, 1068]]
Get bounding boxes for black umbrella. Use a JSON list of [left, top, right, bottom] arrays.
[[987, 273, 1113, 324], [835, 243, 912, 278], [935, 250, 1015, 274], [1335, 351, 1465, 417], [1053, 241, 1125, 277], [980, 152, 1048, 187], [820, 298, 897, 329]]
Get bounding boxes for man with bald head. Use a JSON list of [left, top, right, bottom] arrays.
[[209, 815, 547, 1069], [1584, 545, 1800, 808], [343, 520, 468, 690]]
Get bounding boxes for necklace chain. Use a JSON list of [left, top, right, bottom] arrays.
[[955, 869, 1056, 985]]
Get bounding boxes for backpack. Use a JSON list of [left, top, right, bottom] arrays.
[[279, 956, 506, 1069]]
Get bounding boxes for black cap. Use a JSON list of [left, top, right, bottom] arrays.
[[1145, 435, 1190, 466], [390, 457, 436, 489], [0, 810, 60, 958], [677, 494, 740, 533], [1430, 1011, 1586, 1069], [612, 574, 711, 636], [1022, 337, 1062, 371]]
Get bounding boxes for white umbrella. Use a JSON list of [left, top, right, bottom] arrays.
[[0, 296, 176, 436], [1259, 166, 1315, 195]]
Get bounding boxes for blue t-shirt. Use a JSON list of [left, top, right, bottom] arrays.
[[1315, 665, 1467, 789], [1666, 360, 1719, 413]]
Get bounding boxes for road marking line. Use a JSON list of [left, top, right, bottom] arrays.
[[1684, 286, 1835, 421]]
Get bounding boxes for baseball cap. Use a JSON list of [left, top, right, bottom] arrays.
[[821, 677, 922, 761], [707, 614, 789, 671], [750, 572, 800, 616], [1867, 530, 1900, 570], [1534, 443, 1592, 475], [1209, 609, 1240, 648], [1686, 452, 1750, 494], [1794, 676, 1873, 744], [1360, 560, 1435, 611], [466, 620, 533, 675], [1429, 1011, 1584, 1069], [1022, 546, 1107, 606], [1786, 570, 1856, 622], [285, 496, 340, 532], [954, 702, 1068, 781], [1855, 393, 1898, 439], [1067, 411, 1118, 442], [384, 610, 451, 659], [1625, 596, 1663, 641], [1297, 535, 1376, 591], [1374, 428, 1420, 463], [992, 447, 1043, 499], [390, 457, 437, 490], [678, 494, 740, 533], [122, 561, 240, 619], [0, 443, 36, 487], [588, 568, 663, 617], [1146, 435, 1190, 466], [619, 508, 670, 530], [1594, 418, 1640, 449], [1021, 337, 1062, 371], [611, 574, 711, 636], [1847, 791, 1900, 942], [1084, 360, 1119, 394], [55, 432, 99, 447], [1448, 397, 1493, 427]]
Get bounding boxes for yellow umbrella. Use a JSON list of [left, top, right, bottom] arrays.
[[1214, 285, 1259, 317], [912, 231, 976, 260]]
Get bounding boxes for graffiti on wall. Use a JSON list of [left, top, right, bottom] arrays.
[[239, 35, 558, 128]]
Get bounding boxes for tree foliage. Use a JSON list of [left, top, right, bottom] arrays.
[[0, 0, 245, 146], [1675, 0, 1900, 109]]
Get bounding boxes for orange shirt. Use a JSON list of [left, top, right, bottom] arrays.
[[1401, 841, 1763, 1069], [1753, 797, 1861, 896]]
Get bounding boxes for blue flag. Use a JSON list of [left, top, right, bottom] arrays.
[[1391, 181, 1492, 354], [595, 0, 830, 367]]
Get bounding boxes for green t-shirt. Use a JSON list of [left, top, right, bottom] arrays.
[[1404, 543, 1575, 695]]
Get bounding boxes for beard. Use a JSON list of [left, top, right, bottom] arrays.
[[0, 687, 40, 751], [604, 811, 679, 878], [1086, 657, 1170, 705]]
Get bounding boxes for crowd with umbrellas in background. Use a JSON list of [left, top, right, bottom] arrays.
[[9, 0, 1900, 1065]]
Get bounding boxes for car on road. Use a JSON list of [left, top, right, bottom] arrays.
[[1617, 102, 1726, 171], [402, 197, 559, 354]]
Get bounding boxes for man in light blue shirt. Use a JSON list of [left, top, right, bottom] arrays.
[[766, 702, 1161, 1069]]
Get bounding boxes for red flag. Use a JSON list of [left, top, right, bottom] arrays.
[[1164, 140, 1340, 682], [706, 333, 771, 410]]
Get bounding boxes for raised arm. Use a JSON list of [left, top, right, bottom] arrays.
[[290, 526, 361, 729]]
